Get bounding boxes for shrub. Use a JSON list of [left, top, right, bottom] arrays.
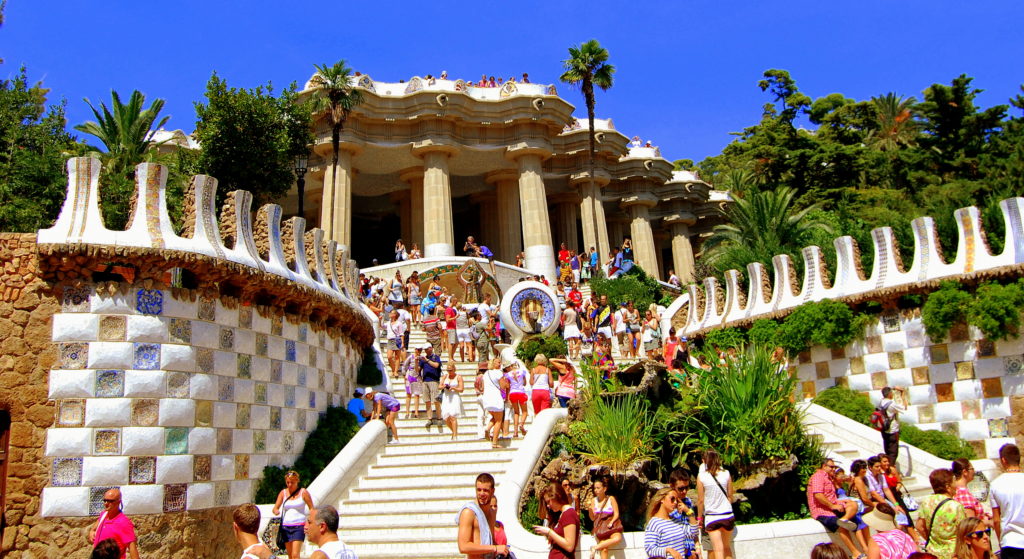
[[705, 327, 747, 350], [516, 334, 568, 365], [921, 282, 972, 342], [967, 281, 1024, 341], [777, 300, 857, 355], [747, 319, 781, 347], [253, 406, 360, 503], [590, 265, 661, 310], [356, 346, 383, 386], [813, 386, 975, 460], [575, 393, 656, 471]]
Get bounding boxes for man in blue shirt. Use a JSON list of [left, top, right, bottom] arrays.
[[418, 344, 444, 427], [347, 389, 367, 425], [588, 247, 599, 277]]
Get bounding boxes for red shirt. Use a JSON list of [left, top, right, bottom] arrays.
[[807, 469, 839, 518], [444, 306, 457, 329], [558, 250, 571, 265], [567, 290, 582, 306], [549, 507, 579, 559]]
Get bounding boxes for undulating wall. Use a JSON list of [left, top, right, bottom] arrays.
[[0, 157, 374, 558]]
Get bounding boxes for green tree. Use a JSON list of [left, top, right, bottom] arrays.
[[560, 39, 615, 251], [75, 90, 169, 229], [702, 186, 833, 275], [0, 66, 80, 232], [309, 60, 363, 235], [193, 73, 312, 208], [866, 93, 918, 152]]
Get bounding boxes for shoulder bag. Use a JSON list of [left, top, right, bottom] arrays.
[[592, 498, 624, 540], [923, 497, 951, 552], [275, 488, 301, 552]]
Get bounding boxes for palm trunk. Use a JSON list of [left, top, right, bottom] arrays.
[[585, 79, 600, 255]]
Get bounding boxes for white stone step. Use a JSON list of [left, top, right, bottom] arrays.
[[376, 448, 515, 466], [383, 438, 518, 455], [341, 524, 460, 539], [337, 509, 472, 526], [342, 541, 461, 558], [339, 497, 469, 513], [368, 456, 513, 476], [342, 531, 460, 545], [358, 472, 486, 489], [347, 483, 475, 501]]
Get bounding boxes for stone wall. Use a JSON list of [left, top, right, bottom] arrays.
[[791, 310, 1024, 458]]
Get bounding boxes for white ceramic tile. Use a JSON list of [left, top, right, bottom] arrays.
[[85, 398, 132, 427], [986, 438, 1017, 459], [124, 370, 167, 398], [158, 398, 196, 427], [190, 373, 216, 400], [267, 384, 285, 407], [251, 311, 270, 334], [122, 485, 164, 515], [49, 369, 95, 398], [232, 429, 254, 454], [930, 363, 957, 384], [953, 379, 982, 401], [281, 320, 298, 340], [156, 455, 194, 484], [161, 293, 196, 319], [91, 292, 133, 314], [212, 402, 236, 429], [41, 487, 90, 517], [796, 363, 815, 382], [903, 347, 929, 368], [191, 321, 219, 349], [87, 342, 134, 369], [234, 329, 255, 355], [265, 431, 283, 454], [82, 456, 129, 485], [848, 373, 872, 392], [188, 427, 216, 455], [51, 313, 99, 342], [125, 315, 166, 342], [188, 482, 215, 510], [211, 454, 235, 481], [996, 337, 1024, 356], [45, 428, 93, 456], [908, 384, 937, 406], [230, 480, 253, 506], [281, 408, 297, 431], [947, 341, 973, 363], [214, 350, 236, 377], [121, 427, 165, 455], [268, 337, 285, 360], [250, 406, 270, 430], [881, 331, 907, 353], [981, 397, 1011, 419], [933, 401, 964, 423], [827, 359, 850, 377], [216, 300, 238, 328], [282, 362, 298, 385], [161, 344, 195, 372], [885, 368, 912, 388], [1004, 375, 1024, 397], [863, 353, 889, 374], [250, 454, 269, 475], [235, 380, 255, 404], [251, 356, 271, 381], [959, 419, 990, 440]]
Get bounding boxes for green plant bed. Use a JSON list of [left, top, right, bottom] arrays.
[[813, 386, 975, 460], [516, 334, 568, 365], [253, 406, 360, 503]]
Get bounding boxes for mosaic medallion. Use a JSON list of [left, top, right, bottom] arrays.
[[298, 325, 307, 343], [89, 487, 116, 515], [308, 392, 316, 409], [237, 354, 251, 379], [881, 313, 900, 333], [1004, 355, 1023, 376], [58, 399, 86, 426], [99, 316, 126, 341], [509, 288, 558, 334], [977, 339, 996, 358], [133, 343, 160, 370], [96, 370, 125, 397], [236, 403, 250, 429], [217, 429, 232, 453], [285, 340, 296, 362], [214, 482, 230, 507], [239, 307, 253, 329], [283, 433, 294, 453], [297, 410, 306, 431], [285, 386, 295, 408], [62, 286, 92, 312], [256, 334, 268, 357], [196, 400, 212, 427], [94, 429, 121, 454], [254, 431, 266, 452], [164, 483, 187, 512], [271, 316, 282, 336], [167, 372, 191, 398], [989, 417, 1009, 438], [136, 289, 164, 315], [308, 346, 317, 367], [219, 328, 234, 350], [60, 343, 88, 369], [132, 399, 159, 426], [234, 455, 249, 480], [270, 407, 281, 430], [197, 348, 214, 374], [255, 383, 267, 404], [271, 360, 282, 383], [296, 367, 306, 387], [52, 457, 83, 487], [129, 456, 157, 484], [218, 377, 234, 401], [198, 298, 216, 322]]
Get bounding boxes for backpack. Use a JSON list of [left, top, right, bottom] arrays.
[[871, 401, 892, 431]]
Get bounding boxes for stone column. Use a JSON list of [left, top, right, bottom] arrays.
[[413, 144, 458, 257], [594, 199, 610, 257], [654, 231, 669, 279], [489, 171, 523, 264], [666, 206, 698, 284], [509, 148, 556, 281], [555, 200, 579, 251], [400, 169, 425, 251], [574, 174, 611, 259], [319, 147, 363, 250], [475, 192, 500, 253], [607, 220, 625, 253], [623, 195, 660, 280]]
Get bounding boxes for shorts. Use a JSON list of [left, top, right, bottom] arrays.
[[422, 381, 440, 402], [281, 524, 305, 542], [509, 392, 527, 404], [705, 517, 735, 532], [406, 378, 422, 395], [531, 389, 551, 414], [457, 329, 472, 343], [387, 338, 402, 351], [447, 330, 457, 344], [814, 515, 840, 533], [387, 404, 400, 413], [597, 326, 613, 339]]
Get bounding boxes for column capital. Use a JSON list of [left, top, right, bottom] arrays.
[[619, 193, 659, 209], [504, 140, 553, 162], [568, 170, 611, 188], [398, 166, 425, 183], [411, 140, 459, 159], [314, 141, 364, 158], [664, 211, 698, 226], [485, 168, 520, 185]]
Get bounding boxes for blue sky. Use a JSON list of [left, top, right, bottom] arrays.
[[3, 0, 1022, 164]]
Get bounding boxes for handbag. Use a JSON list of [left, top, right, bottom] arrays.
[[899, 488, 919, 512], [593, 499, 624, 540]]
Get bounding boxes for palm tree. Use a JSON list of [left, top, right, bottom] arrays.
[[560, 40, 615, 252], [702, 186, 833, 275], [75, 90, 169, 229], [866, 93, 918, 151], [308, 60, 363, 244]]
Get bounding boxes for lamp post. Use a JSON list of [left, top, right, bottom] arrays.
[[294, 155, 308, 218]]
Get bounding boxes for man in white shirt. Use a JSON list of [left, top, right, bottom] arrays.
[[991, 443, 1024, 559], [879, 386, 906, 461], [304, 505, 358, 559]]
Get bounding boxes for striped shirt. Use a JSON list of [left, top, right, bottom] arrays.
[[645, 517, 691, 558]]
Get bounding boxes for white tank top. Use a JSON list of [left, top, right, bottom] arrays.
[[531, 370, 550, 390], [316, 540, 357, 559], [281, 491, 308, 525]]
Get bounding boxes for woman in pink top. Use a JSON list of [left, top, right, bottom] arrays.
[[506, 363, 529, 437], [552, 358, 576, 408], [952, 458, 991, 524]]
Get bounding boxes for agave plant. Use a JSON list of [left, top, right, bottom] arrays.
[[575, 392, 655, 472]]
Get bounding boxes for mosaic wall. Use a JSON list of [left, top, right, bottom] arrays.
[[792, 311, 1023, 459], [42, 285, 361, 517]]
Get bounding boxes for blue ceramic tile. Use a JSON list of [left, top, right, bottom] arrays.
[[95, 370, 124, 398], [136, 289, 163, 315], [285, 340, 296, 362], [63, 285, 92, 312], [52, 457, 83, 487], [298, 325, 307, 343], [285, 386, 295, 408], [169, 318, 191, 344], [60, 343, 88, 369], [89, 487, 116, 515], [165, 427, 189, 455], [133, 343, 160, 370], [129, 456, 156, 484], [296, 367, 306, 387], [308, 391, 316, 409]]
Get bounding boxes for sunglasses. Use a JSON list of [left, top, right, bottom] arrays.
[[102, 498, 119, 503], [667, 496, 679, 504], [969, 529, 991, 539]]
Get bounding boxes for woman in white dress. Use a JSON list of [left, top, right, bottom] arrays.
[[562, 305, 581, 359], [481, 357, 509, 449], [440, 362, 464, 440]]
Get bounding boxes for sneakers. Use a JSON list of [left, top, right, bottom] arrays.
[[837, 518, 858, 531]]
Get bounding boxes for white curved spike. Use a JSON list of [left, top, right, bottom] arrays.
[[258, 204, 293, 281], [686, 284, 702, 333], [186, 175, 225, 259], [310, 229, 330, 286], [722, 269, 747, 324], [223, 191, 264, 272], [39, 157, 108, 244], [745, 262, 773, 318], [998, 197, 1024, 263], [771, 254, 800, 311], [327, 241, 342, 292], [699, 277, 723, 329], [833, 236, 871, 298], [119, 162, 170, 248], [289, 218, 315, 285]]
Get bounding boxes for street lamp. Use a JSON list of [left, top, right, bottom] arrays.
[[294, 155, 308, 218]]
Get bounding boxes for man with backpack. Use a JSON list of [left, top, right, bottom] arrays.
[[875, 386, 906, 461]]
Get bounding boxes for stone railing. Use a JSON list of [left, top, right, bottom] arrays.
[[303, 74, 558, 100], [663, 198, 1024, 336]]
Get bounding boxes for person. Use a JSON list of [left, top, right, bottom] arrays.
[[592, 295, 613, 340], [916, 468, 967, 559], [464, 236, 480, 257], [456, 303, 474, 362], [866, 456, 916, 537], [440, 362, 465, 440], [305, 505, 358, 559], [533, 482, 580, 559], [403, 346, 424, 419], [810, 543, 847, 559], [562, 304, 581, 359], [522, 72, 530, 83], [558, 242, 573, 284], [952, 458, 990, 524], [952, 517, 992, 559], [233, 503, 273, 559], [364, 388, 401, 442], [668, 269, 681, 288], [505, 359, 529, 438], [879, 386, 907, 461], [697, 449, 734, 559], [807, 458, 862, 555], [552, 357, 577, 408], [880, 453, 911, 514], [589, 247, 599, 278], [530, 354, 553, 414], [346, 389, 367, 425], [589, 476, 625, 559], [645, 487, 694, 559], [407, 279, 422, 325], [851, 459, 877, 515], [471, 311, 492, 364], [482, 358, 509, 448], [516, 252, 526, 268], [626, 301, 641, 359], [667, 469, 700, 559], [457, 473, 509, 559], [664, 328, 683, 371], [87, 488, 139, 559], [385, 310, 406, 378], [570, 250, 581, 284], [91, 539, 122, 559], [834, 467, 872, 555], [395, 239, 407, 262], [272, 470, 315, 559], [409, 242, 422, 259], [991, 443, 1024, 559], [867, 529, 919, 559], [388, 271, 406, 307], [620, 239, 635, 274], [424, 307, 443, 355], [642, 310, 662, 358], [419, 344, 444, 427], [445, 298, 459, 363]]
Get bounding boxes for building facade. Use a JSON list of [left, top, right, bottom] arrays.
[[288, 74, 725, 282]]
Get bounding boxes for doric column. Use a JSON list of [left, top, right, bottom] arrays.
[[622, 194, 660, 280], [508, 146, 556, 281], [319, 146, 361, 249], [572, 172, 611, 259], [607, 220, 625, 252], [400, 168, 425, 251], [488, 170, 523, 263], [393, 190, 412, 246], [594, 198, 610, 257], [654, 231, 669, 280], [669, 221, 697, 284], [412, 143, 458, 257], [553, 197, 580, 251], [473, 192, 501, 253]]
